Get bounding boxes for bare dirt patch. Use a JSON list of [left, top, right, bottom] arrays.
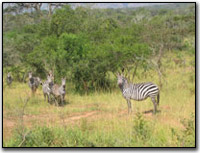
[[3, 104, 183, 141], [3, 110, 99, 141], [67, 111, 97, 121], [3, 118, 16, 141]]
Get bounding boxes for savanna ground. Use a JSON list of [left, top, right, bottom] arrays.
[[3, 52, 195, 147]]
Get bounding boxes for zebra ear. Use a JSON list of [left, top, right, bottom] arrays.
[[28, 71, 32, 76], [62, 77, 66, 80], [121, 68, 125, 73], [40, 81, 43, 85], [47, 71, 51, 77]]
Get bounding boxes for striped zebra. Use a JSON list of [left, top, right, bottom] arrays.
[[42, 71, 54, 103], [7, 72, 13, 87], [28, 72, 42, 95], [117, 73, 160, 114], [51, 77, 66, 106], [42, 74, 54, 103]]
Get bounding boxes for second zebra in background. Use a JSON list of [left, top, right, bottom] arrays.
[[7, 72, 13, 87], [51, 77, 66, 106]]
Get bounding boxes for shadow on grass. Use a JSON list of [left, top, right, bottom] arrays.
[[61, 100, 70, 106], [47, 99, 70, 107], [142, 109, 161, 114]]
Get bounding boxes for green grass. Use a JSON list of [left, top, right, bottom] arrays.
[[3, 52, 195, 147]]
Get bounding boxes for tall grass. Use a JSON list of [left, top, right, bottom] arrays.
[[3, 52, 195, 147], [4, 113, 195, 147]]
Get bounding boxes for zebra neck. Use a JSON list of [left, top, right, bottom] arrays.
[[62, 85, 66, 91], [119, 81, 129, 92], [59, 85, 65, 90]]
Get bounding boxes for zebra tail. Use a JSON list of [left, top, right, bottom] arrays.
[[157, 92, 160, 106]]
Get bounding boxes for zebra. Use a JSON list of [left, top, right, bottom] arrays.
[[28, 72, 42, 95], [42, 72, 54, 103], [7, 72, 13, 87], [48, 70, 54, 80], [117, 73, 160, 114], [51, 77, 66, 106]]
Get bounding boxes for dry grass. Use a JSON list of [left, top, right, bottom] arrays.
[[3, 52, 195, 147]]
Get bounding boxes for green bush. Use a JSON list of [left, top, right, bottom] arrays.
[[132, 113, 153, 143], [3, 3, 195, 94], [171, 113, 195, 147], [5, 126, 96, 147]]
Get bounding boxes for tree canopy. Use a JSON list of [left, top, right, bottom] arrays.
[[3, 3, 195, 93]]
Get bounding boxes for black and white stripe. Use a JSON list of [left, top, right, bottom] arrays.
[[117, 74, 159, 114]]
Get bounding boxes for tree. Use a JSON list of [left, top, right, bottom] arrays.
[[50, 5, 78, 36], [141, 9, 194, 88]]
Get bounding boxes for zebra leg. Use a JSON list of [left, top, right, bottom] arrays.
[[44, 93, 46, 101], [63, 95, 65, 105], [33, 87, 36, 96], [61, 95, 64, 106], [48, 94, 52, 103], [126, 99, 131, 114], [55, 97, 59, 106], [51, 95, 55, 105], [129, 100, 132, 113], [47, 94, 50, 103], [31, 88, 34, 96], [126, 100, 129, 113], [46, 92, 52, 103], [151, 97, 157, 114], [55, 98, 58, 106]]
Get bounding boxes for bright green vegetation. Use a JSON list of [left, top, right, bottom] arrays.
[[3, 3, 195, 147], [3, 3, 195, 93], [3, 52, 195, 147]]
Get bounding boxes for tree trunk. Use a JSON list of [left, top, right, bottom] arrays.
[[48, 3, 52, 17], [157, 45, 164, 88]]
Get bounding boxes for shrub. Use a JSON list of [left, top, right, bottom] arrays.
[[5, 126, 95, 147], [171, 113, 195, 147], [130, 113, 155, 147]]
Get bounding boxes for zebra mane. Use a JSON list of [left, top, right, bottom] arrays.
[[118, 75, 129, 91], [122, 76, 129, 84]]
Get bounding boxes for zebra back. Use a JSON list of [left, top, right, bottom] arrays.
[[117, 74, 159, 101]]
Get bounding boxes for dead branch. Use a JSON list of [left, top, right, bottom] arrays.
[[18, 131, 30, 147]]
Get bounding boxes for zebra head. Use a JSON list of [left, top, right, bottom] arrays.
[[36, 77, 42, 85], [7, 72, 11, 77], [47, 75, 54, 87], [117, 73, 126, 87], [61, 77, 66, 88], [28, 72, 33, 79], [47, 75, 52, 83], [48, 70, 54, 82]]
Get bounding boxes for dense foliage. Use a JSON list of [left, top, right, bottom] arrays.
[[3, 3, 195, 93]]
